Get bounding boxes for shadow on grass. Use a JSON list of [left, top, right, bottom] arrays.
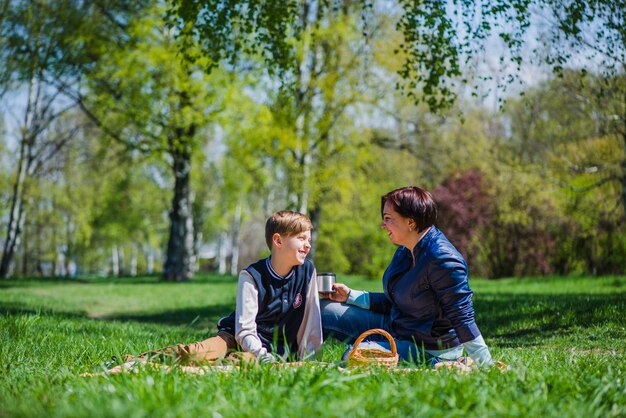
[[0, 301, 235, 329], [0, 274, 237, 289], [473, 291, 626, 347], [2, 278, 625, 348], [0, 302, 86, 320], [101, 303, 234, 327]]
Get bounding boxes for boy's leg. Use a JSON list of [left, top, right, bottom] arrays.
[[224, 351, 257, 364], [138, 331, 237, 364], [320, 299, 391, 343], [181, 331, 238, 364]]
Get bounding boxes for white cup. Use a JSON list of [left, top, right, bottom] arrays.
[[317, 273, 336, 294]]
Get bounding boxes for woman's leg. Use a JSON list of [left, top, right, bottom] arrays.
[[320, 299, 391, 343], [387, 340, 464, 366]]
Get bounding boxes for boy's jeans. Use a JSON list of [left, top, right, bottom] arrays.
[[321, 299, 463, 366]]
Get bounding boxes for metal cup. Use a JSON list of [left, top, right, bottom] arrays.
[[317, 272, 336, 294]]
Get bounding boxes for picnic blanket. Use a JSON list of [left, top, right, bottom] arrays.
[[80, 357, 508, 377]]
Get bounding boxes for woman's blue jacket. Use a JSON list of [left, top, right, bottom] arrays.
[[369, 226, 482, 350]]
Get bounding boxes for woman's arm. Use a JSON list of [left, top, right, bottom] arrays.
[[462, 335, 494, 367], [326, 284, 390, 314], [429, 254, 493, 366], [296, 269, 323, 359], [428, 255, 481, 343]]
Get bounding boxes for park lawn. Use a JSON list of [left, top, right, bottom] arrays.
[[0, 274, 625, 417]]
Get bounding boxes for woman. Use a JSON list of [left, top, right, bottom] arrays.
[[322, 186, 494, 367]]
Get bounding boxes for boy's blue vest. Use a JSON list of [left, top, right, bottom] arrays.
[[218, 258, 314, 356]]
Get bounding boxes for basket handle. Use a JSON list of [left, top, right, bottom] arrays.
[[349, 328, 397, 357]]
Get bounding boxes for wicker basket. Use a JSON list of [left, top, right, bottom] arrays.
[[347, 328, 399, 368]]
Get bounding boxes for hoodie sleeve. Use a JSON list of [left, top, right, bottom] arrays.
[[235, 270, 269, 358], [296, 269, 323, 359]]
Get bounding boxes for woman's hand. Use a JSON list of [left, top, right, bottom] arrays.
[[326, 283, 351, 303]]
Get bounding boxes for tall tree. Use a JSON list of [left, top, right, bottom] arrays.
[[263, 2, 375, 246], [0, 0, 147, 278], [165, 2, 453, 254], [514, 2, 626, 219], [505, 71, 626, 275], [76, 4, 224, 281]]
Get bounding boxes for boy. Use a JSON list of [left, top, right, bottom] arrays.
[[114, 210, 322, 369]]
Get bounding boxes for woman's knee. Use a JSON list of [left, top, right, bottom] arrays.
[[320, 299, 345, 320]]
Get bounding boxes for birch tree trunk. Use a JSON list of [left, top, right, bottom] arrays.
[[229, 201, 242, 276], [218, 231, 228, 275], [130, 244, 138, 277], [0, 73, 37, 278], [621, 90, 626, 220], [111, 245, 119, 276], [144, 245, 154, 275]]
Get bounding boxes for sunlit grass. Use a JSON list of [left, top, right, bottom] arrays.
[[1, 274, 625, 417]]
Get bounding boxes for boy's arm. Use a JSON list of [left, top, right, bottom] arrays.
[[235, 270, 269, 359], [296, 269, 323, 360]]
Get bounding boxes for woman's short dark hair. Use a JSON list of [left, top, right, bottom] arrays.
[[381, 186, 437, 232]]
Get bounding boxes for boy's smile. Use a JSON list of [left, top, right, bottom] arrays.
[[270, 230, 312, 276], [281, 231, 311, 264]]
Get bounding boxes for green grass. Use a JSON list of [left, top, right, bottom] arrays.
[[1, 274, 625, 417]]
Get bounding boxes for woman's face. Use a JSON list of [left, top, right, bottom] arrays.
[[381, 200, 414, 247]]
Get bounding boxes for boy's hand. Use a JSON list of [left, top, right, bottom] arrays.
[[258, 353, 276, 364], [325, 283, 350, 303]]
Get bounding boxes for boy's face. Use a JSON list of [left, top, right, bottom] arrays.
[[273, 230, 312, 266]]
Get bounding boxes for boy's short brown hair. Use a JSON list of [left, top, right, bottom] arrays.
[[265, 210, 313, 249]]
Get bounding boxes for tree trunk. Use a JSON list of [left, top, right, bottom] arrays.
[[621, 135, 626, 221], [230, 201, 242, 276], [118, 245, 125, 276], [55, 252, 66, 276], [111, 245, 119, 276], [308, 204, 321, 262], [218, 231, 228, 274], [621, 90, 626, 221], [162, 148, 195, 281], [0, 75, 37, 278], [144, 245, 154, 274], [65, 219, 74, 277], [21, 207, 29, 277], [130, 244, 138, 277]]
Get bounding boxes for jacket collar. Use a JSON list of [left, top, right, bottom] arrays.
[[409, 226, 438, 258], [266, 257, 295, 281]]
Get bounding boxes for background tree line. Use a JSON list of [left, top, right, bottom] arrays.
[[1, 0, 624, 280]]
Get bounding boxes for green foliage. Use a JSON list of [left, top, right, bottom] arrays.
[[85, 2, 221, 156], [500, 71, 626, 275], [0, 0, 151, 103], [0, 275, 625, 417], [170, 0, 625, 111], [2, 1, 626, 279], [169, 0, 300, 74]]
